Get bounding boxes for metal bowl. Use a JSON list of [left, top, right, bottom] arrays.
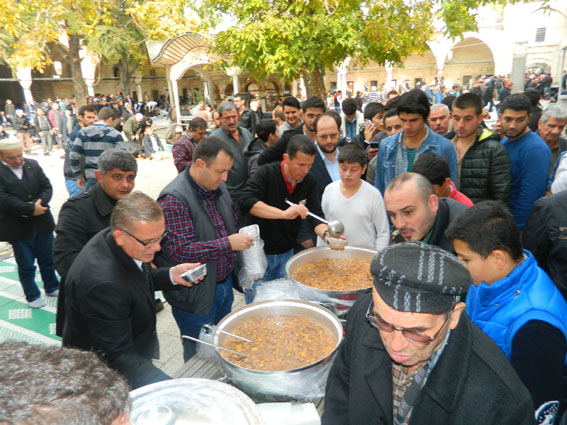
[[285, 245, 377, 316], [214, 299, 343, 400], [130, 378, 263, 425]]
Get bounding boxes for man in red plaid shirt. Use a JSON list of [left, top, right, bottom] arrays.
[[158, 136, 254, 360]]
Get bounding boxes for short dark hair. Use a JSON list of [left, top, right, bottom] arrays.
[[383, 108, 399, 123], [78, 105, 96, 117], [97, 107, 116, 121], [441, 95, 456, 111], [255, 119, 278, 142], [0, 341, 130, 425], [364, 102, 385, 121], [397, 89, 430, 121], [524, 89, 541, 107], [314, 113, 340, 132], [282, 96, 300, 110], [341, 98, 358, 115], [499, 93, 531, 115], [338, 144, 367, 166], [193, 136, 234, 165], [445, 201, 523, 261], [98, 149, 138, 175], [189, 117, 207, 131], [453, 93, 483, 115], [287, 134, 316, 159], [302, 96, 326, 113], [411, 153, 450, 186]]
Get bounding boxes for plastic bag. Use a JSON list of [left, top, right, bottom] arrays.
[[237, 225, 268, 290], [254, 278, 302, 302], [196, 324, 218, 361]]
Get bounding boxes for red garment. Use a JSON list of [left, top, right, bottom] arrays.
[[280, 160, 296, 194], [448, 181, 474, 207]]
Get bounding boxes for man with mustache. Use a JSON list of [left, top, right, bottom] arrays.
[[322, 242, 534, 425]]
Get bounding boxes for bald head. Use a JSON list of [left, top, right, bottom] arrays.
[[385, 173, 439, 242]]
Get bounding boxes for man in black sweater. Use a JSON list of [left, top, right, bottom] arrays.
[[239, 135, 331, 302]]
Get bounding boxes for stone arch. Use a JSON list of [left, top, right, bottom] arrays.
[[525, 61, 551, 74], [392, 47, 438, 89], [443, 37, 495, 86]]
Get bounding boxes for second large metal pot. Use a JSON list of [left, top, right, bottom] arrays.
[[214, 299, 343, 401], [285, 245, 377, 316]]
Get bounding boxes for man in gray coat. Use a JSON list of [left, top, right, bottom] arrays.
[[210, 102, 252, 217]]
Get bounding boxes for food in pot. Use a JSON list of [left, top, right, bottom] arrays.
[[220, 314, 337, 371], [291, 258, 372, 290]]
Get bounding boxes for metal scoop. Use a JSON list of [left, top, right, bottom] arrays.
[[182, 335, 249, 357], [284, 200, 345, 236]]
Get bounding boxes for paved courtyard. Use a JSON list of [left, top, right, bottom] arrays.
[[0, 120, 245, 377]]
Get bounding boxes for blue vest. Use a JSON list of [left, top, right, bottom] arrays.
[[466, 250, 567, 363]]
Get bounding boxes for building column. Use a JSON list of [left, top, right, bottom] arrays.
[[170, 78, 181, 125], [510, 41, 528, 94], [15, 67, 34, 106], [225, 66, 241, 95], [385, 62, 393, 91], [80, 50, 99, 97], [134, 72, 143, 99]]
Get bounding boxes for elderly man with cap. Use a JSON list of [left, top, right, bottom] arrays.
[[0, 137, 59, 308], [322, 242, 535, 425]]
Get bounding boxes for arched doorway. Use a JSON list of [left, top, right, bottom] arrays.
[[265, 80, 280, 110], [444, 38, 495, 85]]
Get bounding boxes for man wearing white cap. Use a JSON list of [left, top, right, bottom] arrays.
[[0, 138, 59, 308]]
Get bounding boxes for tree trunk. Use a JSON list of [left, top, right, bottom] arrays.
[[68, 34, 89, 109], [118, 59, 132, 96], [301, 67, 327, 99]]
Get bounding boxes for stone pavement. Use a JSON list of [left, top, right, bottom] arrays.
[[0, 120, 245, 377]]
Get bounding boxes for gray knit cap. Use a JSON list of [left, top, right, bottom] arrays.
[[371, 242, 471, 314]]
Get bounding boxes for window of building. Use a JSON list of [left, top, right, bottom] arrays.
[[535, 27, 546, 43]]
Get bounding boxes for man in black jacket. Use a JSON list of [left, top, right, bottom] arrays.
[[54, 149, 137, 336], [240, 135, 331, 302], [322, 242, 534, 425], [62, 192, 202, 389], [384, 172, 468, 253], [449, 93, 510, 204], [257, 96, 326, 166], [523, 191, 567, 300], [0, 138, 59, 308]]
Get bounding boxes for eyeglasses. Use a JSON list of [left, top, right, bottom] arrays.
[[366, 301, 451, 345], [120, 228, 168, 247]]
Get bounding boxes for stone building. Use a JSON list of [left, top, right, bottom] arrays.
[[1, 1, 565, 110]]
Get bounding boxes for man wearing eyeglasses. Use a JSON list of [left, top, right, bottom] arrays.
[[322, 242, 535, 425], [62, 192, 203, 389], [54, 149, 139, 337]]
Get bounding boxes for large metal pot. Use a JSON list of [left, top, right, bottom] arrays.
[[214, 299, 343, 401], [129, 378, 264, 425], [285, 245, 377, 317]]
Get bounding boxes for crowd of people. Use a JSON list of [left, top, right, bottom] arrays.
[[1, 74, 567, 424]]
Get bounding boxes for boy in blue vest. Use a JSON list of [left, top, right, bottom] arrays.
[[445, 201, 567, 424]]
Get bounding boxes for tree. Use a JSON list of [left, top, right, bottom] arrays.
[[198, 0, 532, 98], [0, 0, 110, 107]]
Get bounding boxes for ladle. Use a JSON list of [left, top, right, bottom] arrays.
[[284, 200, 345, 236], [182, 335, 249, 357]]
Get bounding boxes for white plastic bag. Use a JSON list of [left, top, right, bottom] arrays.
[[237, 225, 268, 290]]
